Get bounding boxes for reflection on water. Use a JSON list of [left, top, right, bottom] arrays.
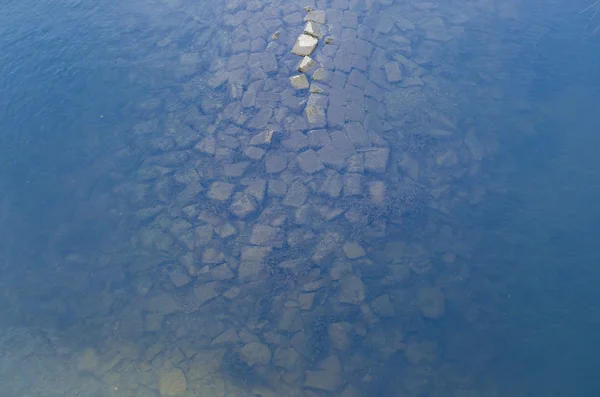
[[1, 0, 600, 396]]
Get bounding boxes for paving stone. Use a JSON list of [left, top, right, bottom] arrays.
[[351, 54, 368, 71], [364, 148, 389, 173], [244, 146, 265, 160], [342, 241, 365, 259], [265, 153, 287, 173], [207, 182, 235, 201], [282, 131, 308, 152], [230, 195, 258, 218], [292, 34, 318, 56], [249, 52, 278, 73], [307, 93, 328, 108], [297, 56, 318, 73], [365, 80, 383, 101], [332, 0, 349, 9], [284, 12, 304, 24], [228, 52, 249, 70], [304, 21, 325, 39], [331, 70, 348, 89], [310, 83, 326, 93], [347, 69, 367, 89], [240, 342, 272, 366], [250, 224, 283, 246], [317, 145, 346, 170], [312, 67, 332, 81], [341, 10, 358, 28], [384, 62, 402, 83], [333, 51, 352, 73], [330, 130, 356, 158], [351, 38, 373, 58], [297, 149, 325, 174], [250, 130, 275, 146], [345, 102, 364, 122], [340, 28, 357, 43], [327, 104, 346, 127], [304, 10, 326, 24], [346, 153, 364, 173], [357, 23, 374, 41], [268, 179, 288, 197], [194, 136, 217, 155], [319, 170, 343, 198], [343, 173, 363, 196], [369, 180, 386, 205], [224, 162, 250, 177], [305, 105, 327, 127], [343, 122, 370, 147], [248, 108, 274, 129], [338, 274, 365, 304], [290, 74, 310, 89], [308, 129, 331, 148], [283, 181, 309, 207], [304, 356, 343, 392]]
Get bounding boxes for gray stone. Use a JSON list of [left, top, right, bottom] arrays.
[[240, 342, 271, 366], [347, 153, 364, 173], [371, 294, 395, 317], [305, 105, 326, 127], [363, 148, 389, 173], [194, 281, 222, 305], [273, 347, 300, 371], [342, 11, 358, 28], [338, 274, 365, 304], [304, 21, 325, 39], [283, 181, 309, 207], [224, 162, 250, 177], [297, 56, 318, 73], [244, 146, 265, 160], [282, 131, 308, 152], [342, 173, 363, 196], [202, 248, 224, 264], [308, 129, 331, 148], [237, 260, 266, 282], [215, 223, 237, 239], [248, 52, 278, 73], [207, 182, 235, 201], [228, 52, 248, 70], [265, 153, 287, 173], [291, 34, 318, 56], [342, 241, 365, 259], [317, 145, 346, 170], [278, 307, 303, 332], [304, 10, 326, 24], [230, 196, 257, 218], [417, 287, 445, 318], [194, 136, 217, 155], [369, 181, 386, 205], [290, 74, 309, 90], [319, 170, 343, 198], [330, 130, 356, 158], [210, 263, 235, 280], [384, 62, 402, 82], [250, 224, 283, 247], [297, 149, 324, 174], [328, 322, 352, 351], [343, 122, 370, 147], [268, 179, 288, 197], [312, 67, 331, 81], [249, 130, 275, 145], [304, 356, 343, 392]]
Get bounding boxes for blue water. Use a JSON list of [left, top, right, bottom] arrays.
[[1, 0, 600, 395]]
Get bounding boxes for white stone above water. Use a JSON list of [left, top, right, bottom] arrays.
[[291, 34, 318, 56]]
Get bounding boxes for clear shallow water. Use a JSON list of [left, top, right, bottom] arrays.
[[1, 0, 600, 396]]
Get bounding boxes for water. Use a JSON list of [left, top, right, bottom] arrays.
[[1, 0, 600, 395]]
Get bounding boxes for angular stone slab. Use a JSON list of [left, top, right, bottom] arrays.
[[290, 74, 309, 89], [297, 56, 318, 73], [304, 10, 326, 24], [292, 34, 318, 56]]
